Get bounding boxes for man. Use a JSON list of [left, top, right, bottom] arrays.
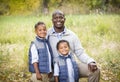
[[48, 10, 100, 82]]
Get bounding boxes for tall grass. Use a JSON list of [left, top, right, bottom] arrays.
[[0, 15, 120, 82]]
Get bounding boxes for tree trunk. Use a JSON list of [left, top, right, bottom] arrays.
[[42, 0, 49, 15]]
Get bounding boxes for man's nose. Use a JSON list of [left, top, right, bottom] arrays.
[[56, 17, 61, 21]]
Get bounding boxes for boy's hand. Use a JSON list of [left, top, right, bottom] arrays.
[[36, 73, 42, 81], [48, 72, 53, 78]]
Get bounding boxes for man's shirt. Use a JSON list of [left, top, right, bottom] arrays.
[[48, 27, 95, 64]]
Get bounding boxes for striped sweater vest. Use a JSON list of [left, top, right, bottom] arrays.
[[56, 54, 79, 82], [29, 36, 52, 73]]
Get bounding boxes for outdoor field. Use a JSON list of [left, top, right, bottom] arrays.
[[0, 14, 120, 82]]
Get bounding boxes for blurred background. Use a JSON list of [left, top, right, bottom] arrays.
[[0, 0, 120, 15], [0, 0, 120, 82]]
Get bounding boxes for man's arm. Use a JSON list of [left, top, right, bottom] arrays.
[[73, 34, 95, 64], [73, 34, 98, 72]]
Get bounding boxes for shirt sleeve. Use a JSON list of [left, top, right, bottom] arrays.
[[54, 62, 59, 76], [30, 44, 39, 64], [73, 34, 95, 64]]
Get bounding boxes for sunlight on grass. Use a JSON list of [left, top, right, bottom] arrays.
[[0, 15, 120, 82]]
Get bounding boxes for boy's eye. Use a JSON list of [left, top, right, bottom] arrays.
[[39, 29, 42, 31], [39, 29, 46, 31], [54, 16, 63, 20], [43, 29, 46, 31]]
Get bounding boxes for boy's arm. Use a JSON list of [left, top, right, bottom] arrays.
[[33, 62, 42, 80], [54, 62, 59, 82], [54, 76, 59, 82], [31, 43, 42, 80]]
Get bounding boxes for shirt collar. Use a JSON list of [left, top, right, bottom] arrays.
[[36, 36, 47, 42], [52, 27, 66, 34], [58, 51, 71, 58]]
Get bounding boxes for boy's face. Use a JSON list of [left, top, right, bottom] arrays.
[[35, 24, 47, 38], [58, 42, 70, 56]]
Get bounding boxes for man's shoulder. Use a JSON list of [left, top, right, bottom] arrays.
[[47, 28, 53, 34], [66, 29, 74, 33], [48, 28, 52, 31], [66, 29, 77, 36]]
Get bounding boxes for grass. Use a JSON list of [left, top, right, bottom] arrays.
[[0, 14, 120, 82]]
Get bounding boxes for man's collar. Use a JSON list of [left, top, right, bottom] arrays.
[[52, 27, 66, 34]]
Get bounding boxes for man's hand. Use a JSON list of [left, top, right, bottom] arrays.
[[88, 62, 98, 72], [36, 73, 42, 81]]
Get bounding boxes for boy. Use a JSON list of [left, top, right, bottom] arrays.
[[54, 40, 79, 82], [28, 21, 52, 82]]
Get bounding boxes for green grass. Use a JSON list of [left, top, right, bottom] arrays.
[[0, 15, 120, 82]]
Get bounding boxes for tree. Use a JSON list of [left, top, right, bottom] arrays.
[[42, 0, 49, 15]]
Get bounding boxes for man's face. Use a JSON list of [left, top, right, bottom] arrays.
[[52, 13, 65, 29]]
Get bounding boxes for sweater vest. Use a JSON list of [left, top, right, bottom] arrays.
[[29, 37, 52, 73], [56, 54, 79, 82]]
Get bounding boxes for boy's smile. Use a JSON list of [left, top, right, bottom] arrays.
[[58, 42, 70, 56], [35, 25, 47, 38]]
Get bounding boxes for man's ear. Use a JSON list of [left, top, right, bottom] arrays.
[[64, 18, 66, 21]]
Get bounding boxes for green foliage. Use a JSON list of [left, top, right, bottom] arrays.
[[0, 0, 9, 15], [110, 0, 120, 7], [0, 0, 120, 15], [0, 0, 41, 15]]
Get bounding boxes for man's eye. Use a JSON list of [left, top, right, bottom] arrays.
[[59, 17, 63, 19], [54, 18, 58, 20], [53, 17, 57, 19]]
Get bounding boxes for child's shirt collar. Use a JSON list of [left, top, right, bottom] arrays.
[[58, 51, 71, 59]]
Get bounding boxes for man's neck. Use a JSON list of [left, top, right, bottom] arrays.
[[54, 27, 64, 33]]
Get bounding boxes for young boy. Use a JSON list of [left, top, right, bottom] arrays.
[[54, 40, 79, 82], [28, 21, 53, 82]]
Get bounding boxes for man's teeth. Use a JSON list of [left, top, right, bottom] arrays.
[[57, 22, 61, 24]]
